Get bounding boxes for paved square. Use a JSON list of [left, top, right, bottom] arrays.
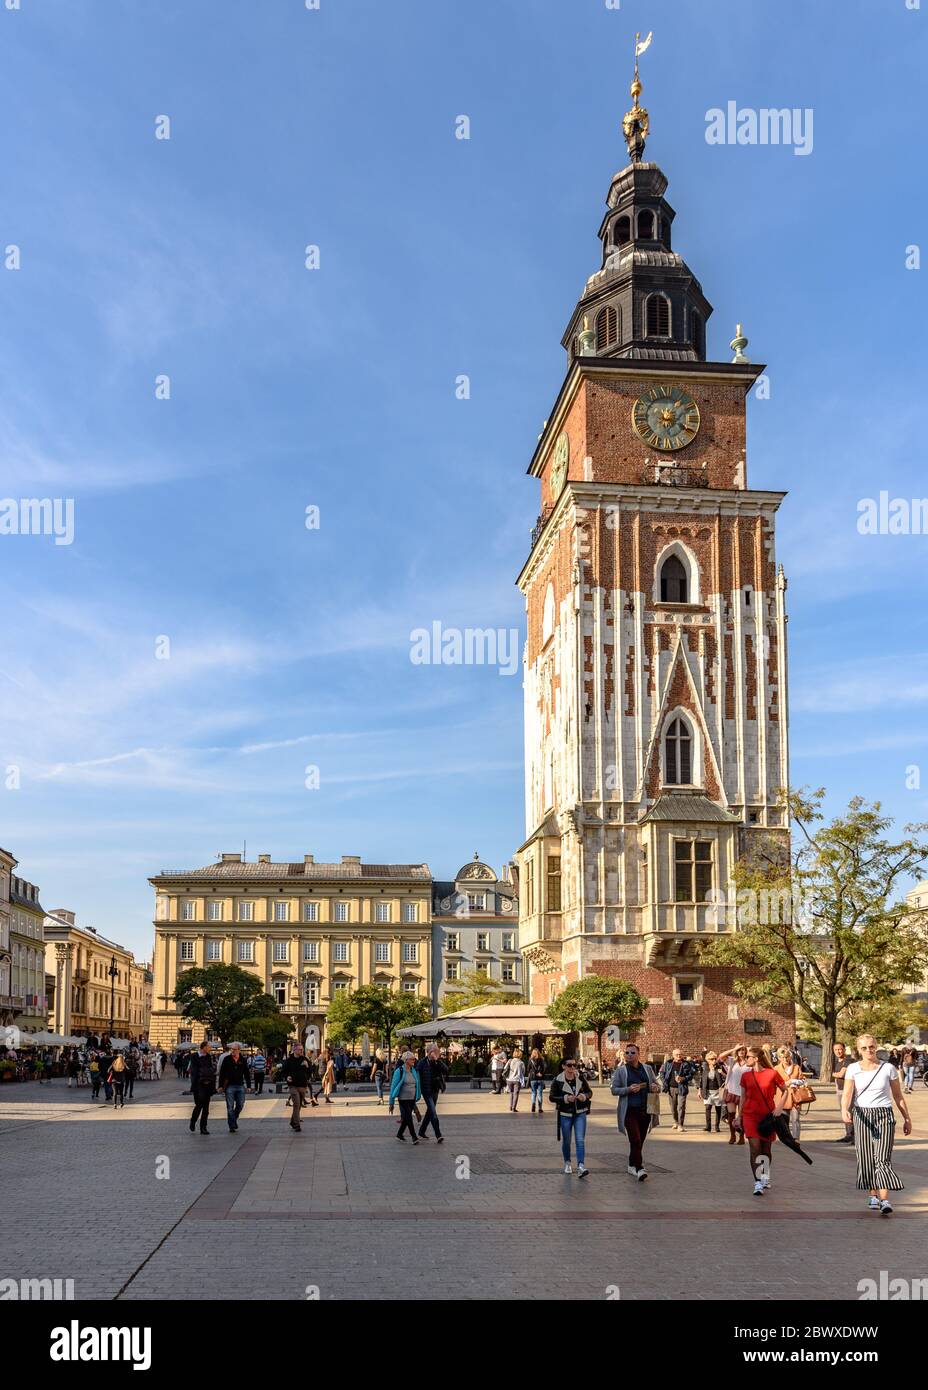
[[2, 1078, 925, 1300]]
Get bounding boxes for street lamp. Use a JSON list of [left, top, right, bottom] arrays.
[[108, 954, 117, 1035]]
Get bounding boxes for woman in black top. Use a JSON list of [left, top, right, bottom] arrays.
[[527, 1049, 546, 1114], [698, 1052, 727, 1133]]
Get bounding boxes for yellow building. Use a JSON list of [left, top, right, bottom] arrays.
[[43, 910, 142, 1040], [10, 874, 47, 1033], [148, 853, 433, 1048]]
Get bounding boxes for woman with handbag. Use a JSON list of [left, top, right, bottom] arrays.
[[697, 1051, 727, 1133], [738, 1045, 787, 1196], [841, 1033, 912, 1216], [774, 1043, 809, 1140], [549, 1059, 592, 1177]]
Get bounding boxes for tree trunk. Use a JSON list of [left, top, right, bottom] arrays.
[[595, 1028, 604, 1084], [819, 1017, 836, 1082]]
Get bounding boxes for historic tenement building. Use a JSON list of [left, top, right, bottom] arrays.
[[515, 68, 794, 1056], [10, 873, 47, 1033], [431, 854, 521, 1007], [43, 909, 146, 1040], [149, 854, 432, 1049]]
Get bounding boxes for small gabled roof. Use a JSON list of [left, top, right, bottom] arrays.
[[641, 793, 741, 825]]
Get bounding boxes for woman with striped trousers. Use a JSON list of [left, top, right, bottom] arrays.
[[841, 1034, 912, 1216]]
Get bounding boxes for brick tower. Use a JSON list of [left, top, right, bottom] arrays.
[[515, 61, 794, 1056]]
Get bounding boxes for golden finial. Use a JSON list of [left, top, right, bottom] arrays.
[[623, 31, 652, 163]]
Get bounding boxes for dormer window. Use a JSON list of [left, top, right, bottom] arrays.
[[646, 293, 670, 337], [596, 305, 618, 351]]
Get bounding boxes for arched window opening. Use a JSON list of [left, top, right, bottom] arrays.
[[660, 553, 688, 604], [637, 210, 655, 240], [614, 216, 631, 246], [665, 718, 693, 786], [596, 304, 618, 351], [646, 293, 670, 337]]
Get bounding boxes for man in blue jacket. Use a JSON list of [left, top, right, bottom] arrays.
[[415, 1045, 447, 1143]]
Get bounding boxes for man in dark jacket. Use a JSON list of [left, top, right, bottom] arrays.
[[659, 1049, 696, 1131], [188, 1042, 217, 1134], [280, 1045, 314, 1131], [416, 1046, 447, 1142], [218, 1044, 251, 1133]]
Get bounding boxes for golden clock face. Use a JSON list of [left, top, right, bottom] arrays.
[[632, 385, 700, 452], [550, 431, 569, 497]]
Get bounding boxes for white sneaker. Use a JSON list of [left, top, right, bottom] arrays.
[[577, 1164, 589, 1179], [637, 1168, 648, 1182], [627, 1164, 638, 1176], [753, 1180, 764, 1196], [868, 1196, 880, 1210], [880, 1200, 893, 1217], [563, 1162, 572, 1175]]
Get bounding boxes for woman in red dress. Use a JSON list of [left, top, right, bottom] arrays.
[[738, 1045, 787, 1197]]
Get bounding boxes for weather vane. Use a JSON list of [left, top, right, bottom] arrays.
[[623, 30, 652, 163]]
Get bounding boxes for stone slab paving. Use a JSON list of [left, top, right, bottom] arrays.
[[1, 1077, 925, 1300]]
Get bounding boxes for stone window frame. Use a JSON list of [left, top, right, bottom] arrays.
[[672, 974, 704, 1007], [660, 706, 702, 790], [653, 539, 700, 607]]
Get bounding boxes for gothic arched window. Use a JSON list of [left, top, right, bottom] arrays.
[[646, 293, 670, 337], [596, 305, 618, 351], [665, 718, 692, 785], [659, 553, 688, 603], [614, 216, 631, 246], [637, 210, 655, 240]]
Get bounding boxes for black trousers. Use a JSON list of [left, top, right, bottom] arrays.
[[191, 1087, 213, 1132], [397, 1099, 418, 1139]]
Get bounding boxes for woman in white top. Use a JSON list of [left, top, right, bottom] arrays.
[[503, 1050, 526, 1112], [841, 1034, 912, 1216], [718, 1044, 748, 1145]]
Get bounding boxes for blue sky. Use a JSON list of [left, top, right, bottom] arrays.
[[1, 0, 926, 957]]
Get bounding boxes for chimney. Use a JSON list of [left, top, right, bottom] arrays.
[[341, 855, 361, 865], [257, 854, 271, 864], [304, 855, 314, 865], [220, 853, 242, 863], [52, 909, 76, 926]]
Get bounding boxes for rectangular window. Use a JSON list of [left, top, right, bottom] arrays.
[[238, 940, 254, 963], [467, 893, 485, 911], [181, 901, 196, 921], [302, 941, 319, 963], [375, 942, 390, 963], [501, 963, 515, 983], [207, 901, 222, 921], [501, 932, 514, 952], [376, 902, 391, 923], [445, 932, 459, 952], [402, 981, 417, 994], [547, 856, 562, 912], [674, 840, 713, 903], [237, 901, 254, 922], [476, 933, 489, 952], [303, 979, 319, 1006], [526, 861, 534, 916], [303, 901, 318, 922], [401, 942, 417, 964], [206, 940, 222, 961], [402, 902, 418, 923], [445, 961, 459, 981], [333, 942, 349, 963], [332, 980, 348, 993], [677, 981, 696, 1003], [180, 941, 195, 961], [178, 1029, 192, 1044], [274, 901, 289, 923], [334, 901, 349, 922], [273, 982, 287, 1006], [272, 940, 288, 963]]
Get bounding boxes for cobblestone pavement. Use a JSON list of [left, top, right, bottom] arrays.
[[2, 1078, 925, 1300]]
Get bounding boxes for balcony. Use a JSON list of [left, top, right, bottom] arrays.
[[642, 462, 709, 488], [0, 994, 25, 1011], [530, 504, 553, 549]]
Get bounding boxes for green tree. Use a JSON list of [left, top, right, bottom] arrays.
[[698, 789, 928, 1080], [442, 967, 520, 1014], [546, 975, 648, 1081], [238, 1010, 294, 1051], [345, 985, 432, 1058], [837, 996, 928, 1049], [172, 964, 281, 1047], [323, 989, 366, 1048]]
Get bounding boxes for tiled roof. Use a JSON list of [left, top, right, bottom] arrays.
[[152, 861, 431, 882], [641, 794, 741, 824]]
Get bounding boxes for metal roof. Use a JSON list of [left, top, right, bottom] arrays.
[[641, 794, 741, 824]]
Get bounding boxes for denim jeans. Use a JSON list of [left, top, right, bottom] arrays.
[[560, 1111, 587, 1165], [904, 1065, 915, 1090], [374, 1072, 385, 1101], [419, 1091, 442, 1137], [530, 1080, 545, 1108], [225, 1084, 245, 1130], [253, 1070, 265, 1095]]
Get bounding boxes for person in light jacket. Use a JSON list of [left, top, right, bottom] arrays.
[[611, 1043, 660, 1181], [388, 1051, 422, 1144], [503, 1050, 526, 1112]]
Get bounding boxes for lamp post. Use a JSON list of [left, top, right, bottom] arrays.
[[108, 954, 117, 1035]]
